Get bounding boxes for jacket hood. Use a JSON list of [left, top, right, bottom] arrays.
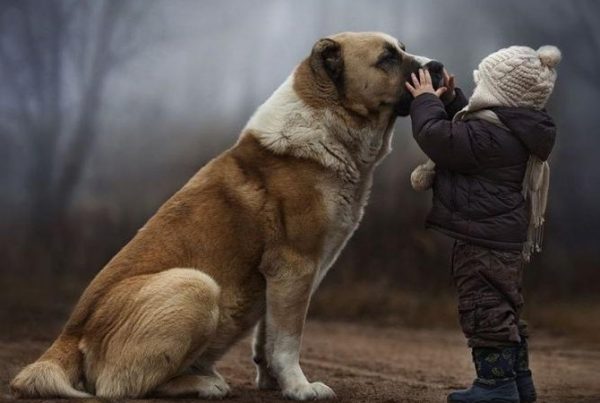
[[493, 107, 556, 161]]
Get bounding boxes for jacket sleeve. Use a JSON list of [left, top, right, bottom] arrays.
[[444, 88, 468, 119], [410, 93, 480, 172]]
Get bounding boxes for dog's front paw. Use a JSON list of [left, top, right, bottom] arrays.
[[283, 381, 336, 400]]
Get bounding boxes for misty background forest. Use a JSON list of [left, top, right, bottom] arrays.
[[1, 0, 599, 338]]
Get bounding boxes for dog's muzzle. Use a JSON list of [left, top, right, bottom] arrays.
[[423, 60, 444, 90], [396, 59, 445, 116]]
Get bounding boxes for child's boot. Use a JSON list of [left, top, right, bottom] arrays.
[[515, 339, 536, 402], [447, 346, 519, 403]]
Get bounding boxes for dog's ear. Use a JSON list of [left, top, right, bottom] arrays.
[[310, 38, 344, 83]]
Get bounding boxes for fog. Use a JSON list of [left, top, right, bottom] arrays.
[[1, 0, 599, 300]]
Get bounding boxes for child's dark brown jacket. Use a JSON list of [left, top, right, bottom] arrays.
[[410, 89, 556, 250]]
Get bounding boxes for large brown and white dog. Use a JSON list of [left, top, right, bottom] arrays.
[[11, 32, 440, 400]]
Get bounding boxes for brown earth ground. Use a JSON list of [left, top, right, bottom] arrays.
[[1, 320, 600, 403]]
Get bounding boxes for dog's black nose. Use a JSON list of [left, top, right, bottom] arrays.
[[425, 60, 444, 74], [424, 61, 444, 89]]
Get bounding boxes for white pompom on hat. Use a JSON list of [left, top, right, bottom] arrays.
[[468, 45, 561, 111], [537, 45, 562, 68]]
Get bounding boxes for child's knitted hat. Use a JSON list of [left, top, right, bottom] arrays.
[[470, 45, 561, 110]]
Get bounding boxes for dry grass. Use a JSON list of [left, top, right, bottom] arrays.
[[311, 283, 459, 328], [2, 275, 600, 346], [310, 283, 600, 345]]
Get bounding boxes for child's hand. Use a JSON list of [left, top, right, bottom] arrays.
[[405, 69, 447, 98], [440, 69, 456, 105]]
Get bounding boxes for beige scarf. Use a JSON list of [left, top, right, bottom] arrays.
[[455, 108, 550, 261]]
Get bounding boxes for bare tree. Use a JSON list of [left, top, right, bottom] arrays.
[[0, 0, 156, 270]]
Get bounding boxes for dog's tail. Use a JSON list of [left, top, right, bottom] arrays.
[[10, 333, 92, 398]]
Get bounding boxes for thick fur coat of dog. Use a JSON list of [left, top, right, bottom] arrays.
[[11, 32, 428, 400]]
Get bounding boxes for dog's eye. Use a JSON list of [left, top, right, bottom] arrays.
[[377, 51, 400, 68]]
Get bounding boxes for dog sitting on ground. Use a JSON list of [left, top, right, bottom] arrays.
[[11, 32, 440, 400]]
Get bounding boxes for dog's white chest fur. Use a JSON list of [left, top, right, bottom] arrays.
[[246, 71, 393, 292], [313, 182, 365, 291]]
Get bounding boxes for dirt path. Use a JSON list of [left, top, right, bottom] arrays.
[[2, 321, 599, 402]]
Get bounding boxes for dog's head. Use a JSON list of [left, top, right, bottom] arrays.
[[297, 32, 443, 119]]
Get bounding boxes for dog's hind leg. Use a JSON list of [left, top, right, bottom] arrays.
[[154, 370, 230, 398], [85, 268, 220, 399], [154, 351, 231, 398]]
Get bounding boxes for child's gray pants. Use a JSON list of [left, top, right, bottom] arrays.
[[452, 240, 528, 347]]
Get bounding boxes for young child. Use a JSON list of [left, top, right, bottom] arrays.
[[405, 45, 561, 403]]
